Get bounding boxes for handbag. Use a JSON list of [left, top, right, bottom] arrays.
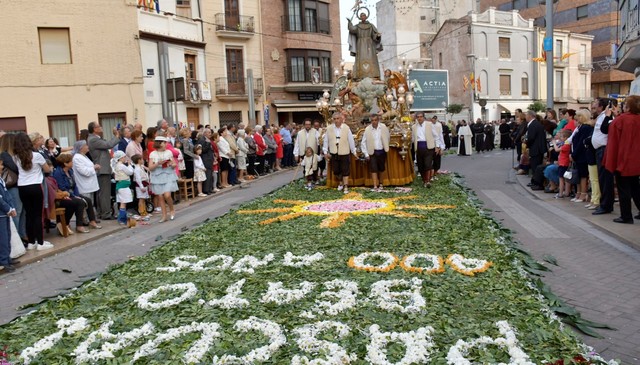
[[9, 218, 26, 259], [1, 167, 18, 188], [563, 163, 580, 185]]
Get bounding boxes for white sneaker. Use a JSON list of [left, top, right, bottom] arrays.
[[343, 187, 349, 194], [36, 242, 54, 251], [155, 207, 162, 212], [26, 243, 36, 250], [337, 184, 344, 191]]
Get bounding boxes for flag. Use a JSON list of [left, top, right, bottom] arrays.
[[463, 75, 469, 92], [476, 78, 481, 93], [470, 72, 475, 90], [561, 52, 576, 60], [532, 46, 546, 62]]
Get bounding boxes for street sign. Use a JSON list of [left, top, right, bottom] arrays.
[[409, 69, 449, 111]]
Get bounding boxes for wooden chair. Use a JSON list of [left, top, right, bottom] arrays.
[[177, 177, 195, 201], [45, 207, 69, 237]]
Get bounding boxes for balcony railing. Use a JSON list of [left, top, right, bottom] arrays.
[[281, 16, 330, 34], [214, 13, 255, 33], [215, 77, 263, 97], [283, 67, 331, 83]]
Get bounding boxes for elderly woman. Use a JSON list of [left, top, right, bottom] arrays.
[[71, 140, 101, 217], [236, 129, 248, 182], [263, 127, 277, 173], [179, 127, 196, 179], [126, 130, 144, 160], [244, 127, 257, 178], [570, 109, 595, 203], [217, 128, 231, 188], [604, 95, 640, 224], [197, 128, 214, 194], [53, 153, 101, 232]]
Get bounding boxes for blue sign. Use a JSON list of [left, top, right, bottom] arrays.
[[543, 37, 553, 52], [409, 69, 449, 111]]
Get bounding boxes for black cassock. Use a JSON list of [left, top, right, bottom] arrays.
[[471, 123, 485, 152], [483, 124, 494, 151], [499, 123, 512, 149]]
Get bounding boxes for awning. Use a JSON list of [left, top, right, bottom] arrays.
[[272, 102, 320, 113], [496, 102, 531, 113]]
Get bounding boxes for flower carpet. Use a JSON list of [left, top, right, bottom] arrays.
[[0, 175, 614, 364]]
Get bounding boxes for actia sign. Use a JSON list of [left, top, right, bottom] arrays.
[[410, 69, 449, 111]]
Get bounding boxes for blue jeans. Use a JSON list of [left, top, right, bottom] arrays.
[[8, 187, 25, 239], [544, 164, 559, 185], [0, 216, 11, 266]]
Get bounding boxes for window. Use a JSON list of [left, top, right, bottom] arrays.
[[219, 111, 242, 127], [555, 39, 563, 60], [286, 0, 330, 34], [0, 117, 27, 133], [185, 54, 197, 81], [577, 5, 588, 20], [38, 28, 71, 64], [287, 49, 331, 83], [499, 75, 511, 95], [176, 0, 191, 17], [603, 83, 621, 95], [499, 37, 511, 58], [98, 113, 126, 138], [226, 48, 245, 93], [438, 53, 443, 68], [555, 70, 563, 97], [48, 115, 78, 148], [521, 75, 529, 96], [580, 44, 587, 64]]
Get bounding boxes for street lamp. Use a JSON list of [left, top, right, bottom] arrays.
[[466, 54, 476, 122]]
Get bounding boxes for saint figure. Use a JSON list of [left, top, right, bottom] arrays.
[[348, 12, 383, 80]]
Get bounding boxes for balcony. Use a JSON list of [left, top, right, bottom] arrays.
[[578, 63, 593, 71], [553, 89, 592, 103], [617, 5, 640, 72], [282, 67, 334, 92], [214, 14, 255, 39], [138, 7, 202, 42], [215, 77, 263, 101]]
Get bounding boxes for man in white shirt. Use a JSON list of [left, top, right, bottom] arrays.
[[412, 112, 441, 188], [430, 116, 446, 179], [294, 118, 320, 182], [591, 97, 615, 215], [361, 114, 390, 191], [323, 112, 357, 193]]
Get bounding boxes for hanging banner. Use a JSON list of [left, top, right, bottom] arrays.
[[409, 69, 449, 111]]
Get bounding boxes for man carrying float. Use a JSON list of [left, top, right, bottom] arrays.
[[323, 112, 357, 194], [361, 113, 390, 192]]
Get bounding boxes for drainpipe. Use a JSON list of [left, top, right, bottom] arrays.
[[533, 29, 538, 101], [158, 41, 170, 119], [196, 0, 210, 123]]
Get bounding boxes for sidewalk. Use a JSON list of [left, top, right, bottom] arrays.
[[7, 170, 295, 268], [515, 174, 639, 249]]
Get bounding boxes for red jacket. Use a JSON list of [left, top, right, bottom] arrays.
[[604, 112, 640, 176], [254, 132, 266, 156]]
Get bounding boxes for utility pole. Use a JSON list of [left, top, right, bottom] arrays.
[[247, 69, 256, 126], [545, 0, 554, 110]]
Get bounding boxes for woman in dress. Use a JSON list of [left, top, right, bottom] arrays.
[[273, 127, 283, 171], [236, 129, 248, 182], [216, 128, 231, 188], [179, 127, 196, 179], [148, 136, 178, 222], [125, 130, 144, 160], [14, 133, 53, 250], [245, 127, 257, 178], [71, 140, 100, 219]]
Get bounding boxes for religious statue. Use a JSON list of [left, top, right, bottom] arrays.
[[347, 10, 383, 80]]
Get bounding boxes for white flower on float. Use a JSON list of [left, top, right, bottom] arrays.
[[212, 317, 286, 364], [199, 279, 250, 309], [366, 324, 435, 365], [261, 281, 316, 305], [231, 254, 275, 274], [369, 277, 426, 313], [282, 252, 325, 268], [291, 321, 358, 364], [72, 320, 155, 364], [135, 283, 198, 311], [132, 322, 220, 364], [20, 318, 89, 365], [446, 321, 534, 365], [301, 279, 359, 319]]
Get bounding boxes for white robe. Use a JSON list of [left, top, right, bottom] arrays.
[[457, 126, 473, 156]]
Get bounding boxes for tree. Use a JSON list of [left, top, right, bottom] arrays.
[[445, 104, 465, 121], [528, 101, 546, 113]]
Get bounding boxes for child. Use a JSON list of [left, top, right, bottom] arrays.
[[301, 147, 318, 191], [111, 151, 134, 225], [174, 140, 186, 175], [516, 148, 530, 175], [554, 129, 572, 199], [193, 144, 207, 197], [0, 160, 17, 273], [132, 154, 150, 218]]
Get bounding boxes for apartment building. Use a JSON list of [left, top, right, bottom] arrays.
[[260, 0, 342, 125], [0, 0, 145, 144], [480, 0, 632, 99]]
